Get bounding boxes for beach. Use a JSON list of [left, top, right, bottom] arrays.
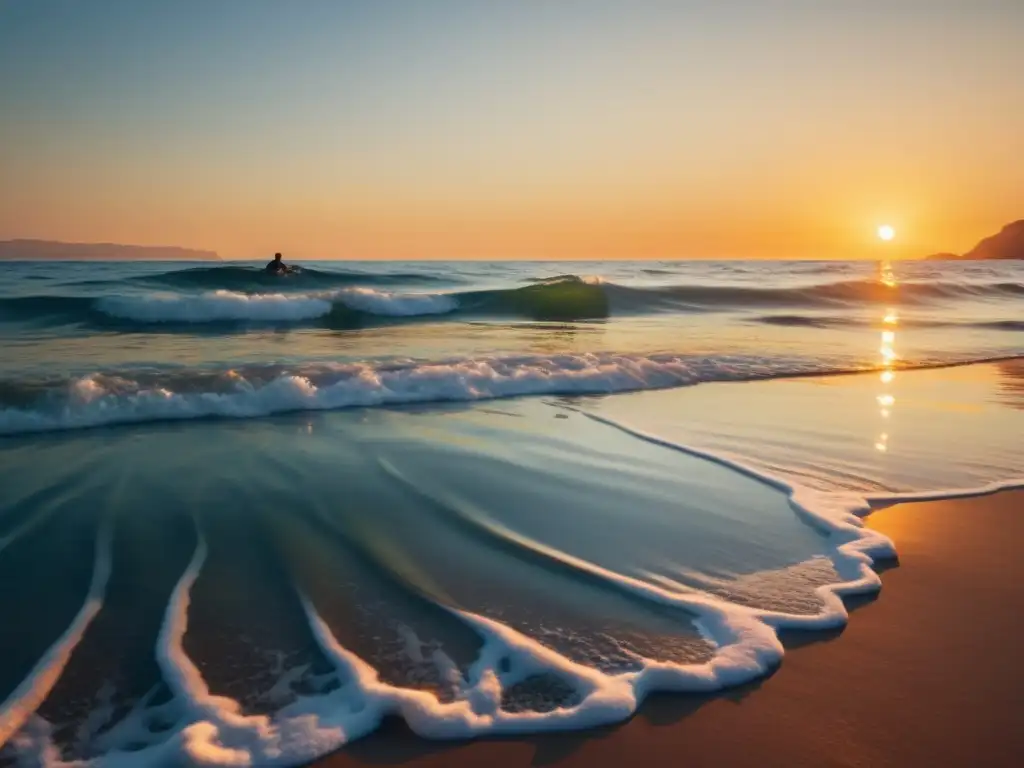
[[320, 489, 1024, 768]]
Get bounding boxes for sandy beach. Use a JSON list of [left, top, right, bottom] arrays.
[[318, 490, 1024, 768]]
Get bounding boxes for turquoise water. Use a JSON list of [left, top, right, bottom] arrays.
[[2, 259, 1022, 428], [1, 259, 1022, 765]]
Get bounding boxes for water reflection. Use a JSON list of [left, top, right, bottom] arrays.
[[996, 359, 1024, 411], [879, 261, 897, 289], [874, 266, 899, 452]]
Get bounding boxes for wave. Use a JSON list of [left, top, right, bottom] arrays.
[[0, 352, 864, 435], [4, 276, 1024, 330], [97, 291, 335, 323], [976, 320, 1024, 332], [751, 314, 1024, 332], [751, 314, 852, 329], [608, 278, 1024, 311], [462, 279, 609, 320], [0, 280, 606, 328], [523, 274, 605, 284], [503, 277, 1024, 317], [3, 351, 1020, 436], [96, 288, 457, 324], [133, 264, 454, 290]]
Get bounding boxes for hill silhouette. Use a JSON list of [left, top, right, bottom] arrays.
[[928, 221, 1024, 260], [0, 240, 220, 261]]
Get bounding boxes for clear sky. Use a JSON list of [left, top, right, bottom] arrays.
[[1, 0, 1021, 259]]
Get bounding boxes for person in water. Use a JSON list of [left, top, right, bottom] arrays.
[[265, 253, 288, 273]]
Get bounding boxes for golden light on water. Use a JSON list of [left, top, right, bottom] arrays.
[[879, 261, 897, 288], [875, 291, 897, 452]]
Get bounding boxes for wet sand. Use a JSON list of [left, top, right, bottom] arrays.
[[316, 489, 1024, 768]]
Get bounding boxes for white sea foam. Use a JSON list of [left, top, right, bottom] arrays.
[[96, 291, 334, 323], [331, 287, 458, 316], [0, 353, 850, 435], [94, 288, 457, 323]]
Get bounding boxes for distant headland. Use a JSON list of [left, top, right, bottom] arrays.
[[927, 220, 1024, 260], [0, 240, 221, 261]]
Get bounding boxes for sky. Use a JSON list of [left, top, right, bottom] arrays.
[[1, 0, 1021, 260]]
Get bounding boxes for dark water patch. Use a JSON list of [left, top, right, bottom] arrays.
[[0, 295, 94, 326], [751, 314, 851, 328], [976, 320, 1024, 331], [0, 493, 100, 705], [136, 265, 453, 291]]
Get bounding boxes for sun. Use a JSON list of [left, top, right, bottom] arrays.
[[877, 225, 895, 242]]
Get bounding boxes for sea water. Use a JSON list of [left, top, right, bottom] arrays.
[[0, 259, 1022, 764]]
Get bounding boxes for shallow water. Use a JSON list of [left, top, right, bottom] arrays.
[[0, 259, 1022, 765]]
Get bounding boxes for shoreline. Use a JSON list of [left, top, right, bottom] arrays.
[[316, 490, 1024, 768]]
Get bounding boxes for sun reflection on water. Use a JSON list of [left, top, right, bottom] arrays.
[[879, 261, 897, 289], [875, 272, 898, 452]]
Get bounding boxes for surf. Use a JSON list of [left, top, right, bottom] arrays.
[[2, 350, 1022, 436], [6, 275, 1024, 331]]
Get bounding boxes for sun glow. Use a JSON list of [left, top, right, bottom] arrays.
[[878, 225, 895, 241]]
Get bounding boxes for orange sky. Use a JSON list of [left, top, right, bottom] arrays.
[[1, 3, 1021, 259]]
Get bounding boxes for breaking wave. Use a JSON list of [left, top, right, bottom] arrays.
[[2, 351, 1021, 436], [0, 352, 862, 435], [96, 288, 458, 324], [6, 275, 1024, 330]]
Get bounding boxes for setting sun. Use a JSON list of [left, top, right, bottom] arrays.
[[878, 225, 896, 242]]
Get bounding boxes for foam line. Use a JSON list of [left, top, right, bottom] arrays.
[[94, 288, 457, 323], [576, 410, 1024, 621], [0, 515, 113, 749], [864, 478, 1024, 506], [3, 351, 1023, 437], [97, 291, 333, 323], [577, 411, 896, 611], [301, 597, 637, 740], [153, 517, 218, 708]]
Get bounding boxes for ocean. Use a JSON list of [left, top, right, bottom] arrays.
[[1, 259, 1022, 765]]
